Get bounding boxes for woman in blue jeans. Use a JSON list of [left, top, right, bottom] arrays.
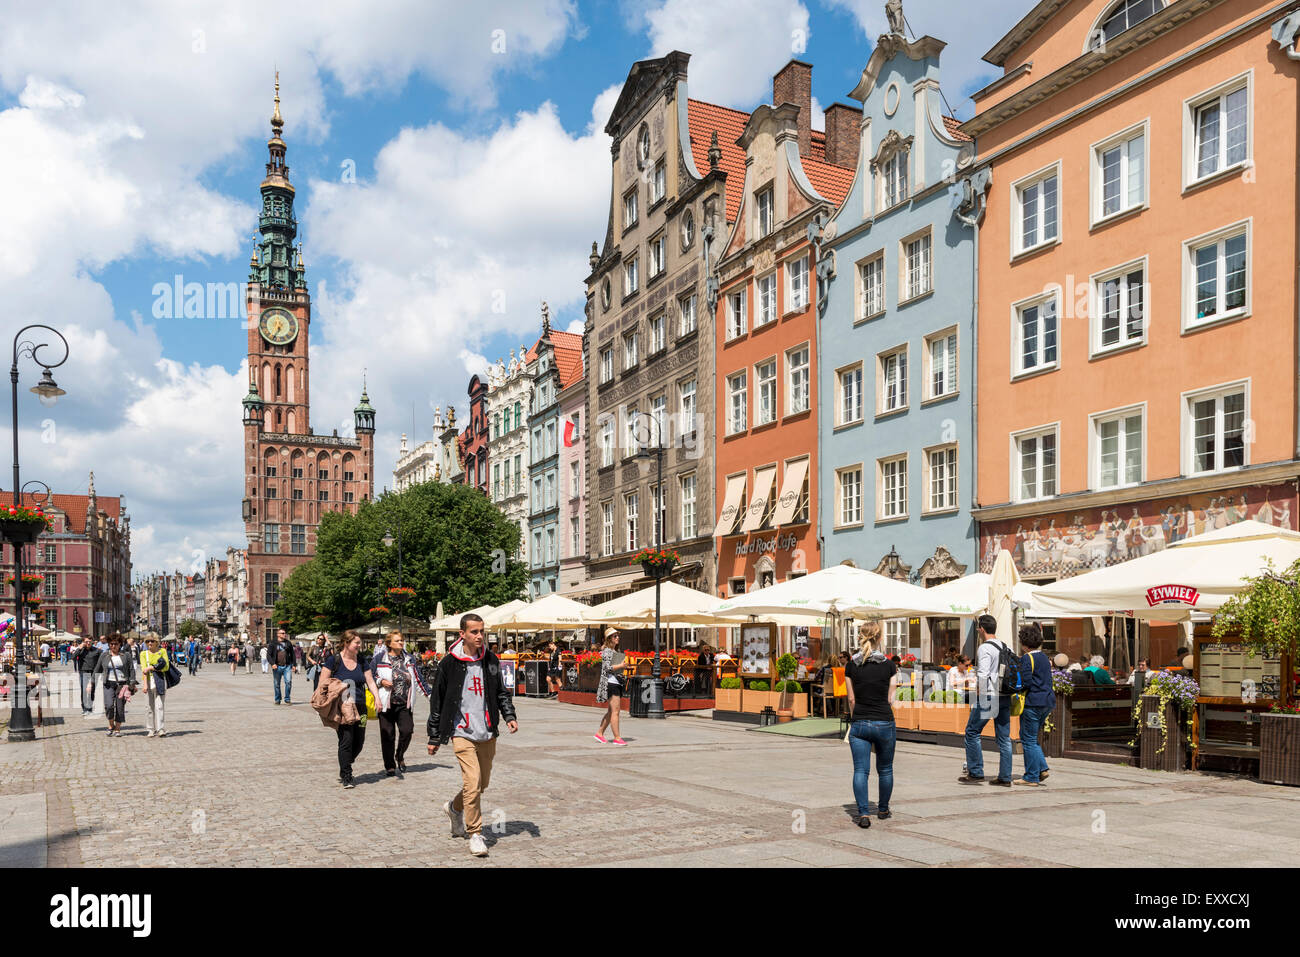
[[844, 625, 899, 828], [1017, 623, 1056, 785]]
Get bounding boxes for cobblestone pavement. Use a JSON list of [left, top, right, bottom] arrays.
[[2, 663, 1299, 867]]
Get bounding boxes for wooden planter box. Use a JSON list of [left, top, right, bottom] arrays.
[[742, 690, 808, 716], [713, 687, 742, 712], [1259, 712, 1300, 786], [919, 703, 968, 733], [775, 691, 809, 719], [892, 700, 921, 730], [1043, 697, 1069, 758], [1139, 696, 1188, 772]]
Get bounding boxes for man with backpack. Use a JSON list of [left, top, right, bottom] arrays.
[[958, 614, 1021, 787]]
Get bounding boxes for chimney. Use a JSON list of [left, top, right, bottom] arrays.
[[823, 103, 862, 169], [773, 59, 813, 158]]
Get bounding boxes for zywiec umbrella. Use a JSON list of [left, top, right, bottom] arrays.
[[1030, 520, 1300, 620]]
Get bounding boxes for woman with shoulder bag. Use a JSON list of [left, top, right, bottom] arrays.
[[319, 630, 381, 788], [93, 633, 136, 737], [138, 634, 171, 738], [594, 628, 631, 746], [1016, 623, 1056, 786], [844, 624, 899, 827], [370, 631, 430, 778]]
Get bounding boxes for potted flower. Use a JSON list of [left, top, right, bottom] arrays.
[[1043, 669, 1074, 758], [368, 605, 390, 618], [1133, 670, 1198, 771], [0, 504, 50, 544], [418, 649, 440, 687], [386, 586, 416, 603], [5, 574, 43, 594], [1212, 557, 1300, 784], [630, 546, 680, 581], [715, 675, 743, 712]]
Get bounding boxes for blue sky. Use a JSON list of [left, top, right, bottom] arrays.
[[0, 0, 1017, 574]]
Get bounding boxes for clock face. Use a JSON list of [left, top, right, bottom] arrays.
[[258, 307, 298, 346]]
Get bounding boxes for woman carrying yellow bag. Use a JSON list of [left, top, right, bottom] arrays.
[[318, 631, 381, 789]]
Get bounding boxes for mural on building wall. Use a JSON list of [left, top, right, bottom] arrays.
[[979, 484, 1297, 578]]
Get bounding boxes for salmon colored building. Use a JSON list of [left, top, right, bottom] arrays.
[[965, 0, 1300, 665], [713, 61, 856, 652]]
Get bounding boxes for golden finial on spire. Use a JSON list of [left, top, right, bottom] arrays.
[[271, 70, 283, 135]]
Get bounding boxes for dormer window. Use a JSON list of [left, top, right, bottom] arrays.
[[1089, 0, 1164, 51], [883, 152, 908, 208], [871, 131, 914, 212], [757, 188, 774, 237]]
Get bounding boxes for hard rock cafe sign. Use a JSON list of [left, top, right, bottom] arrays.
[[979, 484, 1296, 579], [735, 533, 800, 556]]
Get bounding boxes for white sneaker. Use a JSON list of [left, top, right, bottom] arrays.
[[157, 730, 166, 738], [444, 800, 467, 839], [468, 833, 488, 857], [146, 730, 155, 738]]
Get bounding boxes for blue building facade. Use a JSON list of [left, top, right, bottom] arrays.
[[817, 27, 987, 657]]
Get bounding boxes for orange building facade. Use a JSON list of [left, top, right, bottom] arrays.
[[966, 0, 1300, 661], [713, 62, 856, 639]]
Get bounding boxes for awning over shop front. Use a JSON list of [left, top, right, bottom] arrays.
[[562, 569, 646, 600], [741, 466, 776, 533], [772, 458, 809, 527], [716, 473, 747, 537]]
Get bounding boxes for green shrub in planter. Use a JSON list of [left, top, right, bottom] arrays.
[[718, 676, 743, 690], [774, 679, 803, 693], [748, 680, 770, 692], [776, 653, 799, 678], [927, 689, 962, 704], [896, 687, 916, 701]]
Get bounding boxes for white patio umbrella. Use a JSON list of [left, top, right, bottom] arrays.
[[712, 564, 951, 621], [922, 574, 1057, 617], [988, 550, 1020, 646], [483, 599, 530, 630], [430, 604, 496, 631], [1030, 520, 1300, 619], [590, 581, 747, 627], [490, 592, 599, 630]]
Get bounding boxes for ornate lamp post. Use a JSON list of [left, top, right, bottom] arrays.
[[6, 324, 69, 742], [634, 412, 669, 720], [383, 517, 405, 636]]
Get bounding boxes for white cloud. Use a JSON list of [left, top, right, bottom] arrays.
[[640, 0, 812, 107], [822, 0, 1018, 117], [565, 318, 585, 335], [810, 94, 826, 131]]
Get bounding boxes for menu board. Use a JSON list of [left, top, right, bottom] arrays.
[[741, 623, 774, 675], [1197, 641, 1282, 700]]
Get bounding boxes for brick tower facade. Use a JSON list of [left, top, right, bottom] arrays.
[[240, 76, 376, 643]]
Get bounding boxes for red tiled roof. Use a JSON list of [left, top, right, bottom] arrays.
[[802, 155, 854, 207], [2, 491, 122, 535], [943, 115, 972, 143], [551, 330, 584, 388], [687, 99, 750, 224]]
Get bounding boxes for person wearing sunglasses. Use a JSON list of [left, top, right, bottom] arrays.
[[139, 634, 172, 738]]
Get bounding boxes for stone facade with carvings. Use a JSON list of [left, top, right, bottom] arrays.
[[486, 343, 538, 563], [581, 51, 730, 612]]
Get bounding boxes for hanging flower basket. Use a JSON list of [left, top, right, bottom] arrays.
[[632, 546, 680, 580], [368, 605, 391, 618], [23, 597, 41, 609], [0, 505, 50, 544], [385, 586, 415, 603], [6, 575, 43, 594]]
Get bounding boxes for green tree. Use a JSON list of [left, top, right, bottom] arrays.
[[178, 618, 207, 641], [275, 481, 527, 632]]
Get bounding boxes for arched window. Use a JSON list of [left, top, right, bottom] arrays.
[[286, 411, 296, 434], [514, 401, 522, 428], [286, 365, 295, 403], [1088, 0, 1164, 51], [262, 362, 272, 401], [275, 364, 282, 398]]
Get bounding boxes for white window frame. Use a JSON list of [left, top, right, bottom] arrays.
[[624, 256, 639, 296], [1182, 220, 1251, 333], [755, 271, 777, 327], [1011, 424, 1060, 504], [1089, 403, 1146, 491], [836, 465, 864, 528], [598, 417, 615, 468], [599, 346, 614, 384], [624, 492, 639, 552], [652, 159, 666, 203], [623, 331, 639, 370], [726, 287, 748, 340], [877, 344, 908, 415], [1090, 256, 1148, 356], [624, 404, 639, 456], [1011, 290, 1060, 378], [923, 327, 958, 401], [899, 228, 932, 303], [836, 362, 864, 427], [1090, 120, 1148, 227], [786, 255, 809, 312], [570, 515, 581, 557], [649, 311, 666, 354], [923, 444, 958, 514], [755, 358, 777, 426], [623, 188, 638, 229], [678, 378, 697, 436], [858, 252, 885, 321], [877, 454, 909, 521], [1181, 380, 1249, 477], [679, 472, 697, 539], [648, 232, 665, 278], [786, 343, 810, 415], [727, 370, 748, 435], [1011, 162, 1061, 256], [881, 149, 909, 209], [1183, 71, 1252, 191], [678, 293, 696, 336], [601, 501, 614, 556], [757, 186, 774, 237]]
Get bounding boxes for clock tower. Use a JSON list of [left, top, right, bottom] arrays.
[[241, 76, 376, 644]]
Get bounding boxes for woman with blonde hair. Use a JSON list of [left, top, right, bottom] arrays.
[[594, 628, 630, 745], [844, 622, 899, 827], [370, 631, 430, 778]]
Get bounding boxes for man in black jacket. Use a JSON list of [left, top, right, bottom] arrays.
[[268, 628, 297, 705], [72, 636, 101, 717], [427, 614, 517, 858]]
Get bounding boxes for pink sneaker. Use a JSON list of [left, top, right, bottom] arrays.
[[611, 738, 628, 746], [593, 733, 607, 743]]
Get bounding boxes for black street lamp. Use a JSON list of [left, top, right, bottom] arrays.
[[382, 516, 404, 636], [6, 324, 69, 743], [635, 411, 667, 720]]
